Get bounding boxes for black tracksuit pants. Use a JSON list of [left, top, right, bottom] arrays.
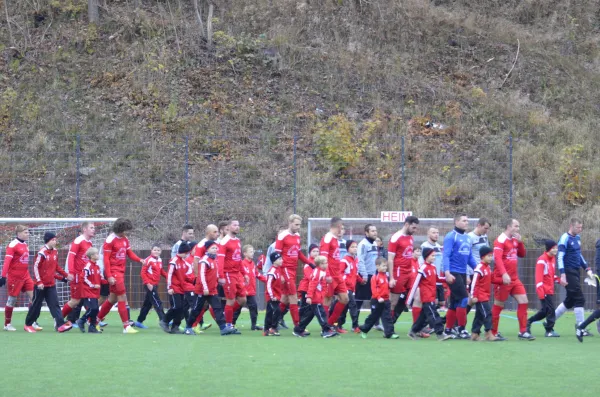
[[264, 300, 282, 330], [471, 301, 492, 334], [337, 290, 359, 329], [26, 286, 65, 327], [137, 285, 165, 323], [360, 299, 395, 337], [412, 301, 445, 335], [82, 298, 99, 326], [186, 294, 225, 329], [527, 295, 556, 331], [164, 293, 184, 327], [295, 303, 330, 333], [233, 295, 259, 327]]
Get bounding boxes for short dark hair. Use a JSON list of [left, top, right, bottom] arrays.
[[331, 217, 343, 227], [113, 218, 134, 234], [504, 218, 517, 229], [364, 224, 375, 233], [375, 257, 387, 266], [454, 213, 468, 222], [570, 217, 583, 226], [404, 216, 419, 225], [478, 218, 491, 227], [182, 224, 194, 232], [218, 221, 229, 233]]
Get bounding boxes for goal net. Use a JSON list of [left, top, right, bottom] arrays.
[[0, 218, 116, 310]]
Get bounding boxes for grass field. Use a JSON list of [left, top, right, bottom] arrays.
[[1, 310, 597, 397]]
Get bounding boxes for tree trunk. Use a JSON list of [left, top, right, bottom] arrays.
[[207, 2, 214, 48], [88, 0, 99, 23], [193, 0, 205, 38]]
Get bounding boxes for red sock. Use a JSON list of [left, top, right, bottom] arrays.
[[117, 301, 128, 328], [491, 304, 503, 335], [279, 302, 287, 313], [445, 309, 456, 329], [517, 303, 528, 333], [193, 307, 206, 327], [5, 306, 13, 326], [233, 301, 242, 313], [61, 303, 72, 318], [412, 307, 421, 324], [290, 304, 300, 326], [225, 304, 233, 324], [456, 307, 467, 327], [328, 302, 346, 326], [209, 307, 216, 320], [97, 300, 114, 321]]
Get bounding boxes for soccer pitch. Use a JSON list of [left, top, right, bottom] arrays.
[[1, 311, 596, 397]]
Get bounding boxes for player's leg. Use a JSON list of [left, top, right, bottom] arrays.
[[412, 287, 422, 325], [246, 295, 261, 330], [184, 295, 205, 332], [207, 295, 229, 333], [4, 278, 25, 330], [166, 293, 184, 333], [25, 287, 45, 328], [527, 298, 548, 333], [471, 302, 483, 338], [328, 284, 349, 327], [424, 302, 444, 336], [408, 303, 427, 339], [391, 275, 409, 323], [347, 291, 359, 330], [543, 295, 558, 336], [491, 282, 508, 337], [360, 299, 383, 335], [293, 301, 315, 336], [512, 280, 532, 338], [86, 298, 100, 332], [136, 285, 153, 324]]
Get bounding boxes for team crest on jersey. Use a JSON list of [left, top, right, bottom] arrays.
[[287, 245, 299, 257], [232, 249, 242, 261], [458, 243, 470, 256], [116, 247, 127, 260], [402, 246, 413, 259]]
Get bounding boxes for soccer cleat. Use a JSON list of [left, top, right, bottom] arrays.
[[360, 332, 367, 339], [23, 325, 37, 333], [336, 326, 348, 334], [374, 324, 384, 332], [88, 325, 99, 333], [201, 323, 212, 331], [159, 320, 170, 333], [525, 323, 532, 335], [518, 331, 535, 341], [32, 322, 43, 331], [438, 332, 454, 341], [353, 327, 361, 334], [57, 323, 72, 333], [184, 328, 196, 335], [416, 331, 431, 339], [321, 330, 337, 338], [422, 326, 434, 335], [98, 321, 108, 328], [220, 327, 235, 336], [133, 321, 148, 329], [71, 322, 80, 329], [387, 334, 400, 339], [544, 331, 560, 337], [192, 325, 204, 335], [227, 326, 242, 335], [458, 330, 471, 340], [278, 319, 289, 329], [293, 330, 309, 338], [407, 331, 418, 340], [76, 318, 86, 333], [576, 327, 584, 343], [123, 325, 139, 334], [495, 332, 507, 341], [271, 328, 281, 336], [169, 327, 183, 335], [581, 328, 593, 337], [251, 325, 264, 331]]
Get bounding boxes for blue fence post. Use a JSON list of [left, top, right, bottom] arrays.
[[293, 135, 297, 214], [509, 134, 513, 218], [401, 136, 405, 211], [185, 135, 189, 224], [76, 134, 81, 217]]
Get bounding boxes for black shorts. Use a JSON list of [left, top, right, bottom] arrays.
[[100, 283, 110, 297], [448, 272, 468, 307], [564, 268, 585, 308], [217, 284, 225, 299]]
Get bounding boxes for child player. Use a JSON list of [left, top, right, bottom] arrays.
[[159, 242, 192, 334], [527, 240, 560, 337], [134, 245, 167, 328], [338, 240, 363, 333], [297, 244, 319, 316], [264, 252, 283, 336], [469, 246, 500, 341], [232, 245, 265, 330], [293, 255, 338, 338], [407, 248, 453, 341], [411, 246, 428, 335], [80, 248, 103, 333], [358, 258, 399, 339]]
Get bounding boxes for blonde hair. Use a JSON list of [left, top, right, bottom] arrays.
[[15, 225, 28, 234], [289, 214, 302, 223], [242, 244, 254, 254], [86, 247, 99, 259], [314, 255, 327, 266]]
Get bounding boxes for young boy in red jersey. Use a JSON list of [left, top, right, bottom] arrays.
[[410, 246, 425, 331], [298, 244, 319, 316], [160, 241, 192, 334], [407, 248, 453, 341], [469, 246, 500, 341], [264, 252, 284, 336], [134, 245, 167, 328], [358, 258, 398, 339], [337, 240, 363, 333], [24, 232, 72, 333], [527, 240, 560, 338], [181, 241, 199, 331], [1, 225, 34, 332], [232, 245, 266, 330], [293, 255, 338, 338], [184, 240, 235, 336], [80, 248, 103, 333]]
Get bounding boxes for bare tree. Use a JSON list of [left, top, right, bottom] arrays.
[[4, 0, 15, 46], [207, 1, 214, 48], [88, 0, 99, 23], [193, 0, 205, 38]]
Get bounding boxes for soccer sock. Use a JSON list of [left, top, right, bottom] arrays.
[[579, 310, 600, 329], [412, 307, 421, 324], [5, 306, 13, 326], [61, 303, 73, 319], [289, 304, 300, 326], [517, 303, 528, 333], [97, 300, 114, 321], [126, 304, 131, 321], [456, 307, 467, 328], [555, 303, 567, 319], [224, 304, 234, 325], [328, 302, 346, 326], [574, 307, 585, 325], [117, 301, 129, 328], [491, 305, 503, 334], [445, 309, 456, 329]]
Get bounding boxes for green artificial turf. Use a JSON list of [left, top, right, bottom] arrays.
[[1, 310, 596, 397]]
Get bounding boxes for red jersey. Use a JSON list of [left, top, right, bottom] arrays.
[[67, 235, 92, 279], [81, 261, 102, 299], [493, 233, 526, 281], [167, 256, 187, 295], [319, 232, 341, 277], [412, 258, 420, 272], [371, 272, 390, 300], [265, 266, 282, 301], [388, 231, 414, 277], [535, 252, 557, 299], [33, 245, 67, 287], [182, 255, 196, 292], [412, 263, 441, 303], [242, 258, 266, 296], [103, 233, 141, 278], [196, 255, 219, 295], [275, 230, 312, 269], [218, 235, 242, 274], [2, 239, 30, 280], [307, 268, 328, 304], [298, 263, 315, 293], [193, 238, 208, 262], [470, 262, 492, 302], [341, 255, 362, 292], [140, 255, 167, 286]]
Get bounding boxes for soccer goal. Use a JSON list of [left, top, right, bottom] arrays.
[[0, 218, 117, 310]]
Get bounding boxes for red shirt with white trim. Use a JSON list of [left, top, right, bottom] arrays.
[[275, 230, 312, 270], [414, 263, 441, 303], [67, 235, 92, 278], [535, 252, 557, 299], [103, 233, 141, 278], [218, 235, 242, 275], [195, 255, 219, 295], [493, 233, 526, 281], [319, 232, 341, 277], [81, 261, 102, 299], [242, 258, 266, 296], [298, 263, 315, 293], [341, 255, 362, 292], [388, 231, 414, 276], [167, 256, 187, 295], [34, 245, 67, 287], [265, 266, 282, 301], [371, 272, 390, 301], [470, 262, 492, 302], [307, 268, 327, 304], [2, 239, 30, 280], [140, 255, 167, 286]]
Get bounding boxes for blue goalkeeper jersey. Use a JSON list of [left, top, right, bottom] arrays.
[[442, 227, 477, 274], [557, 233, 588, 274]]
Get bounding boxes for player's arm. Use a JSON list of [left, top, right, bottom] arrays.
[[470, 267, 480, 299], [407, 269, 423, 305], [167, 262, 175, 294], [83, 266, 95, 288], [387, 239, 396, 283], [200, 261, 209, 294], [493, 240, 510, 284], [306, 269, 319, 303], [126, 246, 143, 263], [217, 243, 226, 279], [140, 258, 151, 285], [55, 260, 68, 280], [33, 252, 45, 288], [535, 260, 546, 300], [66, 242, 78, 278], [467, 249, 477, 270], [266, 273, 276, 300], [557, 236, 567, 275], [103, 240, 113, 281], [516, 240, 526, 258], [371, 275, 381, 301], [298, 250, 313, 265]]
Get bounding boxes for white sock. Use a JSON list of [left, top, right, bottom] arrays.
[[555, 303, 567, 319], [574, 307, 585, 324]]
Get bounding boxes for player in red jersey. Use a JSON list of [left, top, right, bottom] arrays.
[[160, 242, 192, 334], [358, 258, 398, 339], [80, 248, 103, 333], [275, 214, 314, 328], [25, 232, 72, 333], [492, 219, 533, 340], [298, 244, 319, 315], [1, 225, 34, 331], [526, 240, 560, 337], [407, 248, 452, 341], [96, 218, 145, 334], [337, 240, 363, 333], [410, 246, 425, 329], [264, 252, 283, 336], [218, 220, 246, 333], [388, 216, 420, 323], [135, 245, 167, 328], [469, 246, 500, 341], [320, 217, 349, 329], [61, 222, 95, 325], [232, 245, 266, 330]]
